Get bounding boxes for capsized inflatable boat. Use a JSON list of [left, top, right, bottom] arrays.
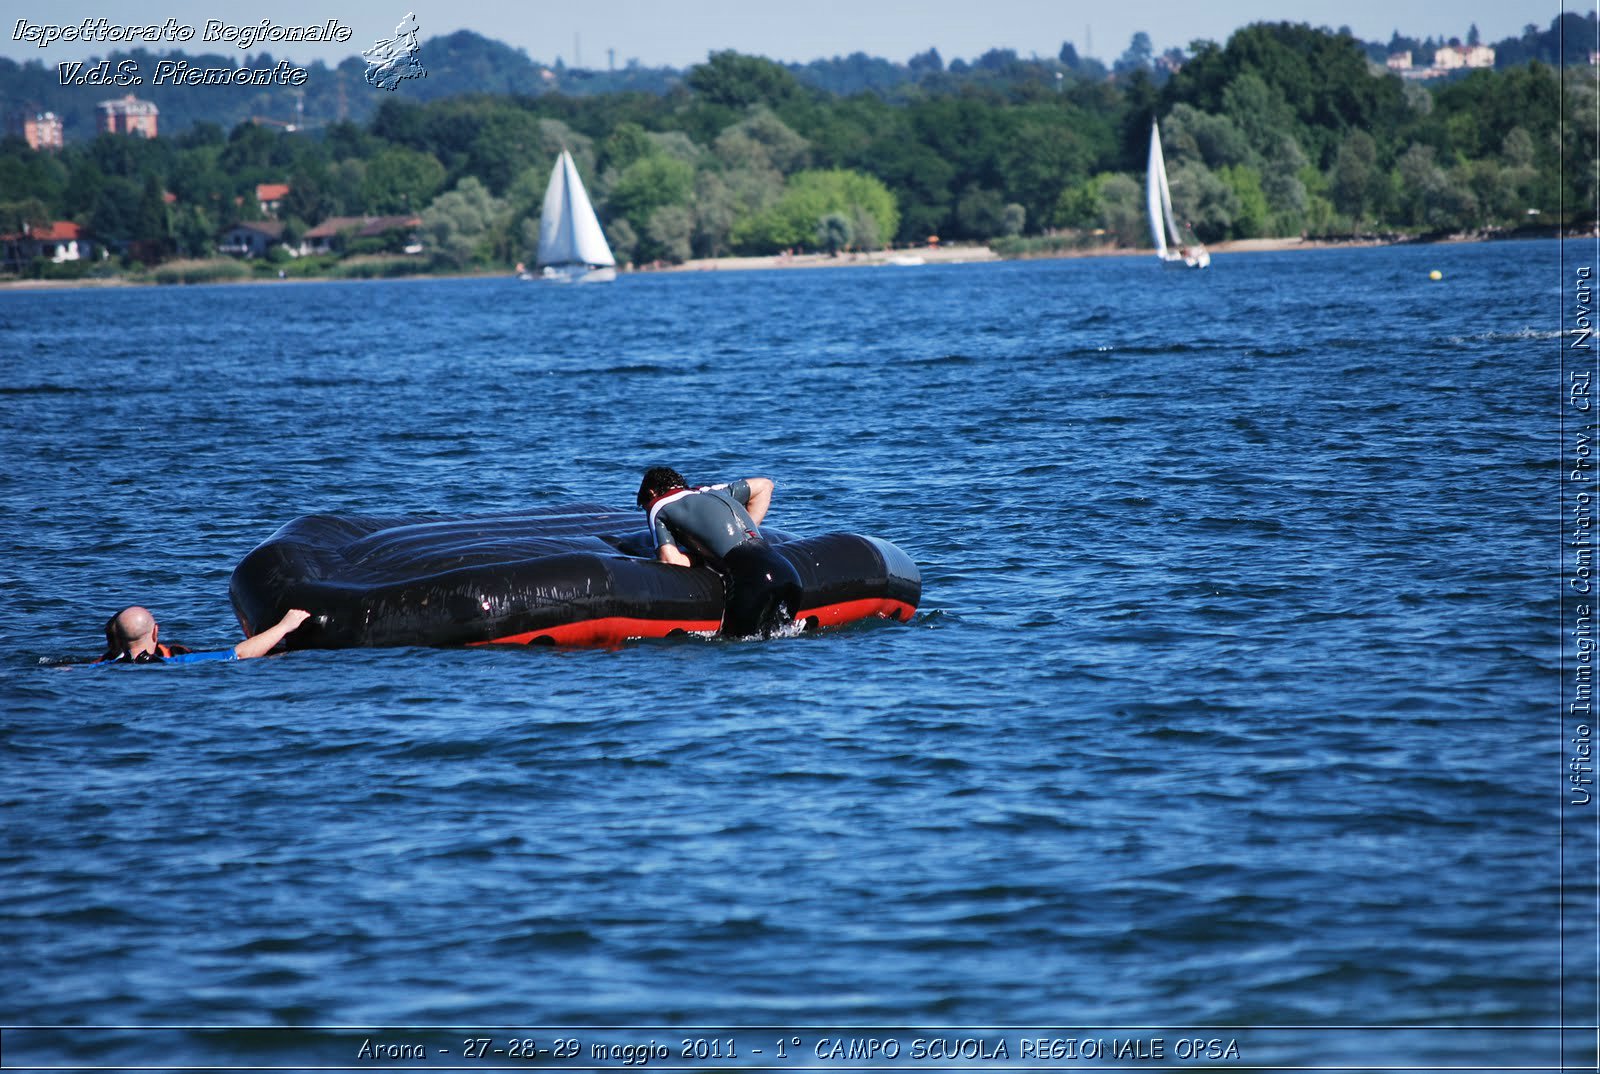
[[229, 504, 920, 648]]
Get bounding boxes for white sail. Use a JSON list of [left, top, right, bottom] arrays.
[[537, 149, 615, 270], [1147, 122, 1169, 258]]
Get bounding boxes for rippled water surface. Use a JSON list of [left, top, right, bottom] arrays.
[[1, 241, 1589, 1068]]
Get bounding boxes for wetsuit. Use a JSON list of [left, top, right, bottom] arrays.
[[647, 481, 803, 637]]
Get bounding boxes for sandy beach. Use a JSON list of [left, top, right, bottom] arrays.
[[654, 234, 1439, 271], [666, 242, 1000, 272]]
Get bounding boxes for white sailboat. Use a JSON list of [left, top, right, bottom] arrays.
[[535, 149, 616, 283], [1147, 121, 1210, 269]]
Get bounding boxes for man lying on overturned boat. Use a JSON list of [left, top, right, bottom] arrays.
[[635, 466, 803, 638]]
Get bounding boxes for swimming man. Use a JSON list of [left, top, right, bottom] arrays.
[[99, 606, 311, 664]]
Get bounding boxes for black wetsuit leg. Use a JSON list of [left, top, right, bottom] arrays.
[[718, 541, 803, 637]]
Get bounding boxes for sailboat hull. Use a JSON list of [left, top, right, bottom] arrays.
[[1159, 250, 1210, 269], [540, 264, 617, 284]]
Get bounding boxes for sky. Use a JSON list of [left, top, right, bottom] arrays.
[[0, 0, 1586, 69]]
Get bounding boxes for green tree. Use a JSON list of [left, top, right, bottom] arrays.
[[1256, 134, 1310, 233], [730, 168, 898, 254], [1393, 144, 1444, 227], [281, 166, 328, 226], [89, 177, 141, 248], [605, 217, 638, 265], [955, 185, 1005, 238], [219, 122, 298, 179], [172, 204, 216, 257], [363, 147, 446, 214], [517, 215, 540, 266], [816, 211, 852, 254], [713, 107, 810, 174], [600, 123, 655, 173], [422, 176, 507, 266], [1115, 31, 1155, 76], [1169, 161, 1240, 242], [848, 204, 882, 250], [687, 51, 802, 109], [1169, 22, 1408, 168], [1221, 73, 1298, 160], [1162, 104, 1252, 168], [606, 155, 695, 236], [644, 204, 693, 263], [1054, 179, 1100, 229], [691, 170, 739, 258], [1330, 129, 1380, 227], [0, 197, 52, 234], [1002, 203, 1027, 236], [464, 108, 547, 196], [1392, 144, 1476, 230], [0, 143, 68, 214], [1461, 158, 1512, 225], [647, 130, 704, 167], [1501, 127, 1536, 169], [325, 159, 368, 216], [996, 107, 1093, 234], [1093, 173, 1144, 246], [1219, 164, 1269, 237], [136, 174, 172, 257]]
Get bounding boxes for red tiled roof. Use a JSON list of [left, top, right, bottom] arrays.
[[256, 183, 291, 203], [357, 215, 423, 236], [33, 221, 80, 241], [1, 221, 83, 242], [304, 216, 368, 239]]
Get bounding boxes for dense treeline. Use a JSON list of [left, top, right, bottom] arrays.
[[0, 18, 1589, 276]]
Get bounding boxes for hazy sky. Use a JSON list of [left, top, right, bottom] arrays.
[[0, 0, 1583, 68]]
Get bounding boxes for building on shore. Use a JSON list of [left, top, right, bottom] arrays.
[[1, 221, 93, 272], [12, 111, 64, 150], [218, 221, 286, 258], [302, 215, 425, 255], [1433, 44, 1496, 70], [255, 184, 291, 218], [97, 94, 159, 138], [1387, 45, 1495, 79]]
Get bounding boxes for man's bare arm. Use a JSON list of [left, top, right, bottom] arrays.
[[234, 608, 311, 659], [657, 543, 692, 567], [743, 477, 774, 526]]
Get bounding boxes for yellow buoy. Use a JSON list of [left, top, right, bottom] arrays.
[[1429, 269, 1442, 280]]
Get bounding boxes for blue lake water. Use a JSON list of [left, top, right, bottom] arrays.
[[1, 240, 1594, 1070]]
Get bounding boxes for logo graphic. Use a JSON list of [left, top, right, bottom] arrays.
[[363, 12, 426, 91]]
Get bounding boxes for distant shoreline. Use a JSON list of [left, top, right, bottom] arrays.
[[0, 229, 1569, 291]]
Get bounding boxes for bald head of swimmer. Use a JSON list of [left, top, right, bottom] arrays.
[[105, 605, 158, 658], [637, 466, 688, 509]]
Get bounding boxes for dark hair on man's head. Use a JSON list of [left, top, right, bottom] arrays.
[[637, 466, 687, 508]]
